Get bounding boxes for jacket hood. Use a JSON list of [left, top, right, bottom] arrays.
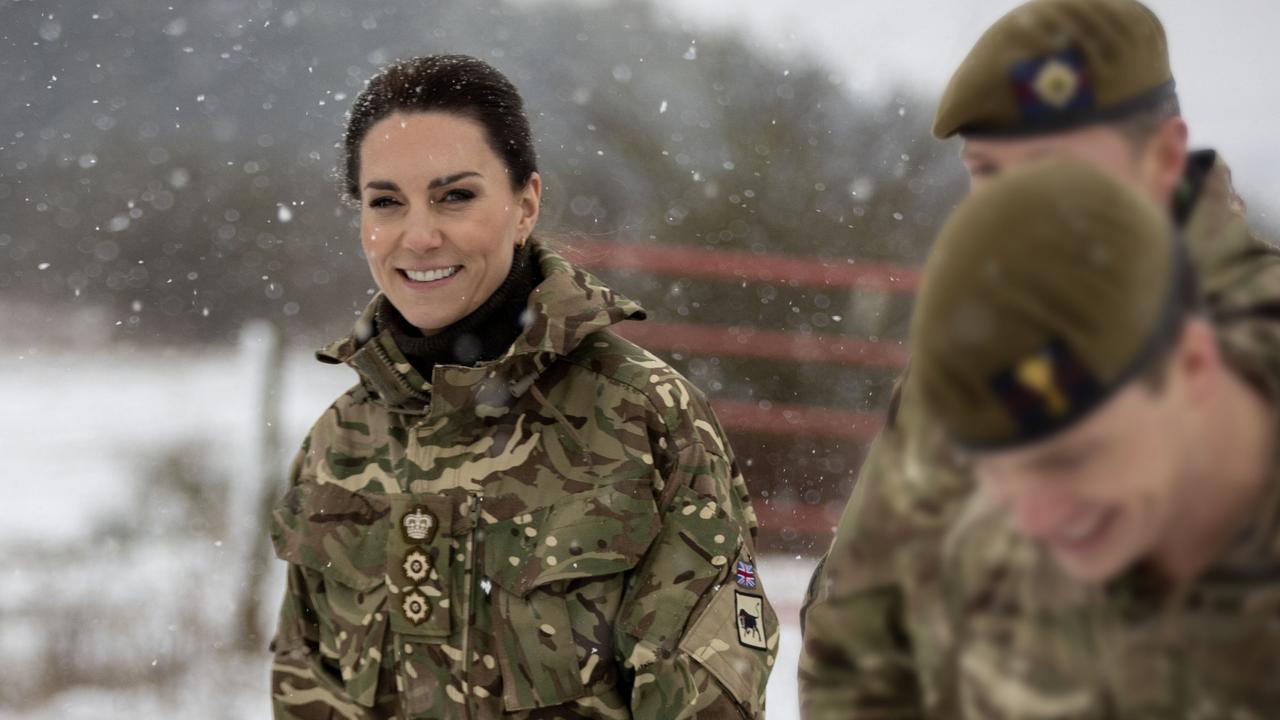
[[1180, 150, 1259, 298], [316, 241, 646, 414], [1180, 149, 1248, 243]]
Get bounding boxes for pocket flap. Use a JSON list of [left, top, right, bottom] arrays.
[[484, 479, 661, 596], [618, 484, 742, 650], [271, 482, 391, 591]]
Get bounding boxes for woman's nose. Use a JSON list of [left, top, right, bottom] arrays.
[[400, 205, 444, 251]]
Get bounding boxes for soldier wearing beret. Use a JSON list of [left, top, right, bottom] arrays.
[[799, 0, 1280, 716], [915, 157, 1279, 715]]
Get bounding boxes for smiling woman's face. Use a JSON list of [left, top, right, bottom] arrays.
[[358, 111, 541, 334]]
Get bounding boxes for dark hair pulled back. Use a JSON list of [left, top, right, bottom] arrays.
[[341, 54, 538, 198]]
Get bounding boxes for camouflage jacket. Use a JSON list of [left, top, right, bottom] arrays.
[[798, 151, 1280, 719], [269, 243, 777, 720]]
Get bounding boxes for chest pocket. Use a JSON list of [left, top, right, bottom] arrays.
[[271, 482, 392, 707], [482, 479, 661, 712], [272, 483, 466, 708]]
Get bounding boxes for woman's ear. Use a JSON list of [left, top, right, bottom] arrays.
[[516, 172, 542, 243]]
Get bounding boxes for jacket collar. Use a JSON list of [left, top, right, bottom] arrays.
[[316, 241, 646, 415], [1179, 149, 1250, 249]]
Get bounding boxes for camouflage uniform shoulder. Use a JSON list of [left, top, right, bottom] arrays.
[[877, 371, 976, 529], [818, 370, 976, 596], [562, 327, 724, 453], [288, 377, 387, 483], [316, 378, 384, 432]]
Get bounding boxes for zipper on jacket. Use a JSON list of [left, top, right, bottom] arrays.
[[459, 493, 482, 720], [368, 340, 431, 406]]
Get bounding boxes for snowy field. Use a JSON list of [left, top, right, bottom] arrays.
[[2, 342, 816, 718]]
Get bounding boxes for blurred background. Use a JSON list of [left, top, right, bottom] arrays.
[[4, 0, 1278, 716]]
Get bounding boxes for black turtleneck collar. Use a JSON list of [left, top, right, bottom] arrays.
[[375, 243, 540, 377]]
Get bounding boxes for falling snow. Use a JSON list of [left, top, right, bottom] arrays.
[[16, 0, 1232, 715]]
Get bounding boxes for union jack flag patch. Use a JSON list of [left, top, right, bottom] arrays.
[[735, 561, 757, 588]]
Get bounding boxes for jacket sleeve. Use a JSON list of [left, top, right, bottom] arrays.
[[616, 399, 777, 719], [798, 427, 927, 720], [797, 367, 978, 720]]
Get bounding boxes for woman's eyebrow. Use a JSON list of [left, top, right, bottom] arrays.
[[428, 171, 482, 189], [363, 179, 400, 192]]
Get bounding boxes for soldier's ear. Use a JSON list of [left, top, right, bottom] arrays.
[[1140, 117, 1189, 204], [1172, 316, 1221, 407]]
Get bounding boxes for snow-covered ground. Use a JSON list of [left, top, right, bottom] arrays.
[[4, 343, 817, 718]]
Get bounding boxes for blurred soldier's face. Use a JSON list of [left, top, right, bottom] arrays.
[[358, 112, 541, 333], [971, 322, 1216, 584], [961, 119, 1187, 206]]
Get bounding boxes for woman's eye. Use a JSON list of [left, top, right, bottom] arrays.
[[439, 188, 475, 203], [367, 196, 400, 209]]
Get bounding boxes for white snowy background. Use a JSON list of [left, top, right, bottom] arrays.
[[0, 343, 815, 718], [6, 0, 1279, 717]]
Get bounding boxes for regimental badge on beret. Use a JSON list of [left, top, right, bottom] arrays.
[[1010, 48, 1093, 123], [989, 338, 1102, 439], [401, 506, 438, 545]]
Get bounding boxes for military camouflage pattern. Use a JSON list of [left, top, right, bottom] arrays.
[[270, 242, 777, 719], [798, 152, 1280, 719]]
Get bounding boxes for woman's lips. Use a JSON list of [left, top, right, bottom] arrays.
[[397, 266, 463, 291], [401, 265, 461, 283]]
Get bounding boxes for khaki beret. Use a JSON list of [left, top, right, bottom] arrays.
[[933, 0, 1175, 139], [911, 158, 1192, 448]]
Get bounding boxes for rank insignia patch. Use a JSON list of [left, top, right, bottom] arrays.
[[403, 591, 430, 625], [735, 591, 767, 650], [403, 550, 430, 582], [735, 561, 757, 589], [1010, 48, 1093, 123], [401, 506, 437, 544]]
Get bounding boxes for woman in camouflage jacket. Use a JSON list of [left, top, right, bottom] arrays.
[[267, 55, 776, 720]]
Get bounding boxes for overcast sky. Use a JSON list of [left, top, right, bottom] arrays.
[[652, 0, 1280, 219]]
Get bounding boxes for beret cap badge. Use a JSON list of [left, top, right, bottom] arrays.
[[989, 338, 1103, 440], [1010, 48, 1094, 123], [1032, 58, 1082, 109]]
